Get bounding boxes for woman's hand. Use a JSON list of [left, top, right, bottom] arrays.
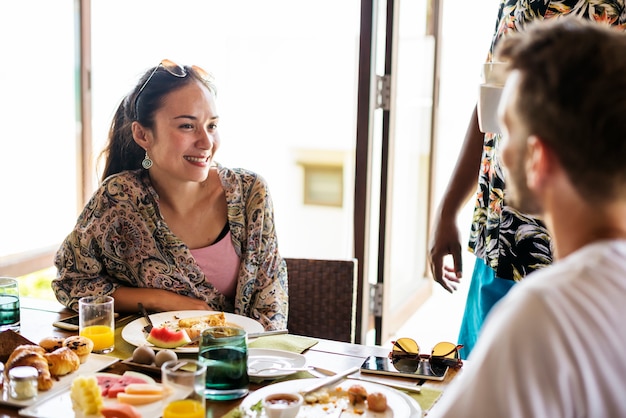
[[112, 287, 210, 312], [428, 105, 485, 292], [428, 211, 463, 293]]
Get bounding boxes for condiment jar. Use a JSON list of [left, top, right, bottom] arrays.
[[8, 366, 38, 400]]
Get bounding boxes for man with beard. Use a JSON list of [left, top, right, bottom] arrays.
[[429, 19, 626, 417]]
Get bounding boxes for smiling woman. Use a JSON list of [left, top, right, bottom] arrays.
[[52, 60, 288, 331]]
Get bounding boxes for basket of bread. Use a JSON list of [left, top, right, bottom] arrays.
[[1, 331, 94, 393]]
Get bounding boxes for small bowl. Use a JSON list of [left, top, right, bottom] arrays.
[[263, 392, 303, 418]]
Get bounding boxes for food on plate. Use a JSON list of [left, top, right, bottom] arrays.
[[63, 335, 94, 363], [117, 391, 166, 405], [5, 344, 54, 391], [44, 346, 80, 376], [70, 375, 104, 416], [263, 392, 304, 418], [96, 371, 155, 398], [177, 311, 226, 329], [302, 384, 389, 415], [366, 392, 388, 412], [100, 403, 141, 418], [175, 312, 227, 339], [146, 326, 191, 348], [123, 383, 168, 395], [0, 330, 36, 364], [97, 376, 169, 406], [39, 336, 66, 353], [347, 384, 368, 405], [131, 345, 156, 365], [155, 349, 178, 367]]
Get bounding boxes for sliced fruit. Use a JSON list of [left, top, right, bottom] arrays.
[[100, 403, 141, 418], [70, 375, 104, 415], [123, 383, 167, 396], [96, 372, 155, 398], [96, 374, 119, 398], [117, 392, 166, 405], [146, 326, 191, 348]]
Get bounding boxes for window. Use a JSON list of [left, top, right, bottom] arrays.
[[303, 165, 344, 207], [0, 1, 79, 277]]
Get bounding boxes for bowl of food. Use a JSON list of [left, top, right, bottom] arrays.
[[262, 392, 303, 418]]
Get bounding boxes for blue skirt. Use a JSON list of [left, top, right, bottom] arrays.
[[457, 259, 516, 359]]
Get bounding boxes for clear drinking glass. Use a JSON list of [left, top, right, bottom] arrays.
[[0, 277, 20, 332], [161, 359, 206, 418], [78, 295, 114, 354], [198, 326, 249, 400]]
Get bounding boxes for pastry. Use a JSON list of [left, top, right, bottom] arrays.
[[39, 336, 66, 353], [45, 347, 80, 376], [5, 344, 54, 391], [63, 336, 94, 364]]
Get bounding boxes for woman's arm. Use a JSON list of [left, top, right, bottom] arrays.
[[111, 286, 210, 312], [428, 106, 484, 292]]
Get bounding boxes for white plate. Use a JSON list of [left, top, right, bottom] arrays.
[[248, 348, 307, 378], [19, 371, 189, 418], [0, 354, 118, 408], [121, 310, 264, 353], [239, 378, 422, 417]]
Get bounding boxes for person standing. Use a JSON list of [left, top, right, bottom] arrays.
[[428, 0, 626, 358], [429, 18, 626, 417]]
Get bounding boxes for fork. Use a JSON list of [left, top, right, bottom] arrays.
[[138, 303, 153, 334]]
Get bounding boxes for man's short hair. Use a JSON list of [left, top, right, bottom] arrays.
[[496, 18, 626, 202]]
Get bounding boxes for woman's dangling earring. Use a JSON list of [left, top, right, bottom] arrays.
[[142, 151, 153, 169]]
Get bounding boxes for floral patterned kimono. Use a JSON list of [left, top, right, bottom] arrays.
[[469, 0, 626, 281], [53, 164, 288, 330]]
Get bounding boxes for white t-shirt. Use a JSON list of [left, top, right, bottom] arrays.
[[429, 240, 626, 418]]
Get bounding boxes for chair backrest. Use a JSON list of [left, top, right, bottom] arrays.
[[285, 257, 358, 343]]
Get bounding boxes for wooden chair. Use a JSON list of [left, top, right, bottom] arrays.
[[285, 257, 358, 343]]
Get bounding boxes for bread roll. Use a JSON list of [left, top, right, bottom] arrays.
[[5, 344, 54, 391], [45, 347, 80, 376], [63, 336, 94, 364], [39, 336, 66, 353]]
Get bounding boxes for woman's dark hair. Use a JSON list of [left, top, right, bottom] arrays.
[[99, 63, 217, 181]]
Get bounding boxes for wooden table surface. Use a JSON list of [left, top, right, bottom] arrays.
[[0, 298, 461, 417]]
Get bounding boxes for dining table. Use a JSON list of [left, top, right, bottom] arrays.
[[0, 297, 464, 418]]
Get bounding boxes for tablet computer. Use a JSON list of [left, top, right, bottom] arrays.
[[360, 355, 449, 381]]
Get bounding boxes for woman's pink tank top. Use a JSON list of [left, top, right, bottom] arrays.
[[189, 231, 240, 300]]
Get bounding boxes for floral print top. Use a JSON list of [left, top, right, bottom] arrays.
[[469, 0, 626, 281], [53, 164, 288, 330]]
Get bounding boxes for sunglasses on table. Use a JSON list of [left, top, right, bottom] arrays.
[[134, 59, 213, 112], [389, 338, 464, 369]]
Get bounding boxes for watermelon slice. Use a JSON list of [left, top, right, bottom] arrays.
[[96, 371, 155, 398], [146, 326, 191, 348]]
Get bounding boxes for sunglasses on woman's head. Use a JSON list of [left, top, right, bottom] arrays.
[[133, 59, 212, 114], [389, 338, 463, 369]]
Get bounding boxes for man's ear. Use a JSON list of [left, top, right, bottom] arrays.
[[526, 135, 556, 190], [131, 121, 151, 150]]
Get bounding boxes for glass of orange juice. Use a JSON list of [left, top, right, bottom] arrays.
[[78, 296, 115, 353], [161, 360, 206, 418]]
